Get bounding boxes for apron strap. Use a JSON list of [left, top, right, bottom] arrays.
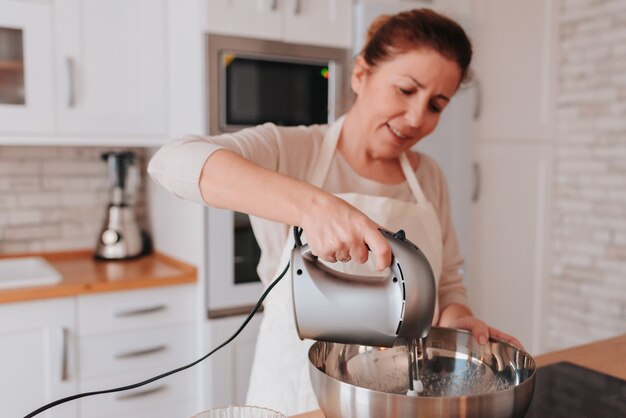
[[309, 116, 345, 188], [399, 152, 427, 203], [308, 116, 428, 204]]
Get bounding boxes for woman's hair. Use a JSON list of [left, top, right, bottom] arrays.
[[362, 8, 473, 85]]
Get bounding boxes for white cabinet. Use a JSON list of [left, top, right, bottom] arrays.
[[0, 298, 77, 418], [207, 0, 352, 48], [470, 0, 557, 142], [209, 314, 262, 406], [76, 285, 196, 418], [467, 142, 552, 354], [54, 0, 167, 135], [0, 0, 55, 132], [0, 0, 168, 141], [0, 284, 196, 418]]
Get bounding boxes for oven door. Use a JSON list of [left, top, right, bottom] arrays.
[[206, 207, 264, 318]]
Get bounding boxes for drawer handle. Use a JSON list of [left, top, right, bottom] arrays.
[[114, 304, 167, 317], [60, 327, 69, 381], [114, 384, 167, 401], [115, 345, 167, 359]]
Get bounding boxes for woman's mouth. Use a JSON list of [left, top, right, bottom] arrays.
[[386, 123, 411, 142]]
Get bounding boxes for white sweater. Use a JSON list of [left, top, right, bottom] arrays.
[[148, 122, 469, 312]]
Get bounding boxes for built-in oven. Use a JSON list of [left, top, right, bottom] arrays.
[[205, 34, 350, 317]]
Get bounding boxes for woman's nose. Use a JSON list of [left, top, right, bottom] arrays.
[[405, 101, 427, 128]]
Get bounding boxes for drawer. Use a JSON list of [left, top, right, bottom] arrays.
[[78, 324, 194, 380], [78, 369, 194, 418], [78, 285, 194, 335]]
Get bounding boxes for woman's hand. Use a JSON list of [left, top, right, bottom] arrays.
[[438, 303, 525, 350], [446, 315, 525, 350], [298, 192, 392, 271]]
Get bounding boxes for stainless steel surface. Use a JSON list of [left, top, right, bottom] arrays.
[[95, 151, 146, 260], [206, 33, 350, 136], [472, 161, 481, 202], [292, 229, 436, 347], [309, 327, 536, 418], [114, 304, 166, 317], [114, 384, 167, 401], [60, 327, 69, 381], [114, 345, 167, 359], [65, 56, 76, 107]]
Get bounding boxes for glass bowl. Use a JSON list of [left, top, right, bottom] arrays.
[[192, 405, 286, 418]]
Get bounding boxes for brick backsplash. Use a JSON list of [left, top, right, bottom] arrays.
[[550, 0, 626, 351], [0, 147, 149, 254]]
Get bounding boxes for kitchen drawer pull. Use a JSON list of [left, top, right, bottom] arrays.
[[115, 345, 167, 359], [294, 0, 302, 15], [66, 57, 76, 107], [60, 327, 69, 381], [472, 162, 481, 202], [114, 304, 167, 317], [115, 384, 167, 401], [270, 0, 278, 11]]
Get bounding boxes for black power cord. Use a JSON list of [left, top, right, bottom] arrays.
[[24, 260, 291, 418]]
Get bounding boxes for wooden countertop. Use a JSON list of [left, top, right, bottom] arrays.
[[292, 333, 626, 418], [0, 250, 197, 304]]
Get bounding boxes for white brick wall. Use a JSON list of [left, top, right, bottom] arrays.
[[549, 0, 626, 351], [0, 147, 149, 254]]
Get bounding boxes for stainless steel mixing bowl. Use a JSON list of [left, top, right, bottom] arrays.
[[309, 327, 536, 418]]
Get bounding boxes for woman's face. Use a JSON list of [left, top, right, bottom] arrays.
[[351, 48, 462, 159]]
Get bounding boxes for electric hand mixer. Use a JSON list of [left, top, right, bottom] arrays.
[[25, 228, 437, 417], [291, 228, 437, 394]]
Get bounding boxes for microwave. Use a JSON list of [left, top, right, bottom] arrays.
[[207, 34, 350, 135], [205, 34, 350, 318]]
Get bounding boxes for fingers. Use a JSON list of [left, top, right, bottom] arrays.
[[468, 320, 489, 345], [488, 327, 526, 351], [363, 228, 392, 271]]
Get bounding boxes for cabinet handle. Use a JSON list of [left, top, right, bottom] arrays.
[[60, 327, 69, 381], [114, 304, 166, 317], [473, 77, 482, 120], [66, 57, 76, 107], [270, 0, 278, 11], [294, 0, 301, 15], [115, 384, 167, 401], [115, 345, 167, 359], [472, 162, 481, 203]]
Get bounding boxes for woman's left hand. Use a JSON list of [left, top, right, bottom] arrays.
[[446, 315, 525, 351]]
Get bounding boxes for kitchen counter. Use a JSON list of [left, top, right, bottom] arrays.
[[291, 333, 626, 418], [0, 250, 196, 304]]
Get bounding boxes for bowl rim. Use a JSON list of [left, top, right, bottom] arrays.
[[191, 405, 287, 418], [308, 326, 537, 401]]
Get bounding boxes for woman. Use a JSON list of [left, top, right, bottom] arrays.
[[149, 9, 522, 416]]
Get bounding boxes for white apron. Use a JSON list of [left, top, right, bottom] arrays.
[[245, 117, 443, 416]]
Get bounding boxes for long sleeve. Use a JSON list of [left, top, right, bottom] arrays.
[[147, 123, 325, 205]]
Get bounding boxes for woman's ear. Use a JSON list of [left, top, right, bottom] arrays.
[[351, 55, 370, 96]]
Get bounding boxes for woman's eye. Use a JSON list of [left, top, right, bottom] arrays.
[[398, 87, 413, 96], [429, 103, 442, 113]]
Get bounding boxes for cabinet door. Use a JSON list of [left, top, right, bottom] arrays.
[[55, 0, 167, 135], [209, 314, 262, 406], [467, 142, 552, 354], [471, 0, 557, 141], [282, 0, 352, 48], [0, 298, 76, 418], [0, 0, 54, 132], [207, 0, 282, 41]]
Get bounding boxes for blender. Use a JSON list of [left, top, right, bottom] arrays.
[[94, 151, 148, 260]]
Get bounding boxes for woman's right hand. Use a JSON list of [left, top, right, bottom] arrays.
[[298, 193, 392, 271]]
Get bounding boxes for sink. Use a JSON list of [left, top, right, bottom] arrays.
[[0, 257, 63, 289]]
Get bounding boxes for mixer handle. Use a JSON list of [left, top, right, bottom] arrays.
[[292, 226, 409, 270]]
